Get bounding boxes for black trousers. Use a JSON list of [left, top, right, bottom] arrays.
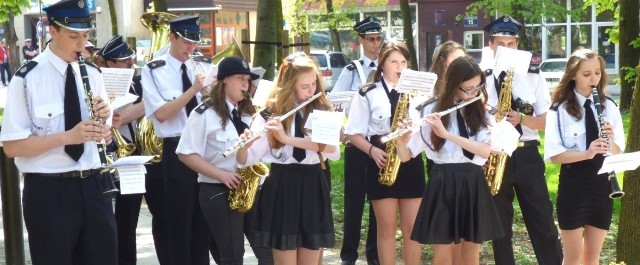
[[115, 162, 169, 265], [199, 184, 273, 265], [22, 173, 117, 265], [162, 139, 213, 265], [0, 62, 12, 84], [340, 145, 378, 262], [492, 146, 563, 265]]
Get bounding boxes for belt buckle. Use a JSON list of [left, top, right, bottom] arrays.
[[518, 141, 525, 147], [79, 170, 87, 178]]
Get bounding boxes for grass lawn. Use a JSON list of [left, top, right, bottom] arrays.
[[326, 111, 631, 264]]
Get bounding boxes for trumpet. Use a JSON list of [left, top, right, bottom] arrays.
[[108, 94, 136, 158], [591, 86, 624, 199], [380, 95, 483, 143], [222, 92, 323, 157]]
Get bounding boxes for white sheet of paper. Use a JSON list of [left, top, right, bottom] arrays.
[[117, 164, 147, 194], [326, 91, 357, 112], [102, 68, 135, 98], [112, 155, 154, 166], [202, 64, 218, 87], [494, 46, 532, 75], [396, 69, 438, 96], [479, 46, 495, 70], [111, 93, 139, 112], [490, 120, 520, 156], [308, 110, 344, 146], [253, 79, 274, 108], [598, 151, 640, 175]]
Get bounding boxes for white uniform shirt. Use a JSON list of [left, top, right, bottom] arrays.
[[243, 110, 340, 167], [406, 102, 492, 166], [344, 80, 396, 137], [544, 91, 625, 161], [484, 69, 550, 141], [176, 101, 253, 184], [332, 56, 378, 92], [0, 47, 111, 173], [141, 53, 211, 138]]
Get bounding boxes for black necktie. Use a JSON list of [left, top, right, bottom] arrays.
[[64, 64, 84, 161], [389, 89, 399, 125], [181, 63, 198, 116], [456, 109, 474, 160], [292, 112, 306, 162], [370, 61, 376, 67], [231, 108, 247, 135]]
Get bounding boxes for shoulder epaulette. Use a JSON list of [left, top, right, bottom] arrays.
[[415, 96, 438, 111], [345, 61, 357, 71], [528, 66, 540, 74], [260, 108, 272, 121], [358, 83, 376, 96], [549, 101, 562, 111], [484, 69, 493, 77], [85, 61, 102, 73], [194, 102, 208, 114], [147, 60, 166, 70], [605, 96, 618, 107], [15, 61, 38, 78], [192, 55, 212, 64]]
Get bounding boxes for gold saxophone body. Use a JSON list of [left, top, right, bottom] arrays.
[[484, 69, 514, 195], [229, 162, 270, 212], [379, 92, 411, 186]]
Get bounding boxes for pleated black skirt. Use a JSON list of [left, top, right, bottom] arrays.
[[411, 163, 504, 244], [253, 163, 335, 250], [557, 160, 613, 230]]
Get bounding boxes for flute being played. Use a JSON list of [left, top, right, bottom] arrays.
[[222, 92, 323, 157], [381, 94, 483, 144]]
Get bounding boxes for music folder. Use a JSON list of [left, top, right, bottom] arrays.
[[598, 151, 640, 175]]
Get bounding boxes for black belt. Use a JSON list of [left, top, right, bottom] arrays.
[[517, 140, 540, 147], [163, 136, 181, 142], [25, 169, 102, 178]]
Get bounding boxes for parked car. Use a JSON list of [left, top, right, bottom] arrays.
[[539, 58, 568, 93], [310, 50, 350, 91]]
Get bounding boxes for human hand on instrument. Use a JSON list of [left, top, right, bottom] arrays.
[[600, 120, 614, 140], [217, 170, 243, 190], [395, 119, 413, 146], [370, 145, 388, 169], [264, 118, 288, 142], [103, 127, 113, 145], [69, 120, 107, 144], [92, 96, 111, 121], [586, 138, 610, 159], [193, 73, 206, 92], [111, 112, 122, 129], [238, 129, 260, 149], [425, 114, 449, 139], [504, 110, 523, 126]]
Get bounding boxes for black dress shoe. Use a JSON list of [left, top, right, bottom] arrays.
[[341, 261, 356, 265], [367, 259, 380, 265]]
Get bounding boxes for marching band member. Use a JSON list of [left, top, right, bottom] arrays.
[[430, 40, 466, 96], [237, 54, 339, 265], [344, 40, 425, 265], [141, 15, 214, 265], [332, 16, 382, 265], [482, 15, 563, 265], [96, 35, 169, 265], [544, 49, 624, 265], [177, 56, 273, 264], [0, 0, 114, 264], [397, 56, 503, 265]]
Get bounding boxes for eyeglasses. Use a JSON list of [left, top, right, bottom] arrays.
[[458, 83, 485, 95], [363, 36, 383, 42]]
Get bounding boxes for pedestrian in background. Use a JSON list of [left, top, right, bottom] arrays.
[[22, 38, 39, 63], [0, 39, 13, 86]]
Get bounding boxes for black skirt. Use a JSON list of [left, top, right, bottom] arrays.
[[411, 163, 504, 244], [253, 163, 335, 250], [557, 160, 613, 230]]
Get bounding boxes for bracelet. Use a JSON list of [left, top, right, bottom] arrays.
[[519, 112, 525, 124], [368, 144, 374, 158]]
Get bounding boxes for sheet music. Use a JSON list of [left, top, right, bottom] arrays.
[[102, 68, 135, 98], [309, 110, 344, 146], [326, 91, 357, 112], [598, 151, 640, 175], [112, 155, 154, 166], [494, 46, 532, 75], [253, 79, 274, 108], [111, 93, 139, 112], [396, 69, 438, 96], [117, 164, 147, 194], [490, 120, 520, 156], [201, 64, 218, 87]]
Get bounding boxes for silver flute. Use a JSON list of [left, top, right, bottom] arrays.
[[222, 92, 323, 157], [381, 94, 483, 143]]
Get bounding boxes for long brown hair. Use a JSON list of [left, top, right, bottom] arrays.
[[370, 40, 411, 83], [201, 74, 257, 129], [551, 48, 607, 120], [265, 54, 333, 149], [430, 41, 465, 95], [431, 56, 489, 151]]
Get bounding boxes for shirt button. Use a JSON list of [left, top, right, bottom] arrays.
[[379, 116, 382, 118], [574, 133, 577, 136], [48, 113, 52, 117]]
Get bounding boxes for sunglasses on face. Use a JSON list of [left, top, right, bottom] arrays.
[[458, 83, 485, 95]]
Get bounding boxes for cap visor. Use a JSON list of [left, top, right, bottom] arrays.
[[55, 21, 92, 32], [176, 32, 200, 43]]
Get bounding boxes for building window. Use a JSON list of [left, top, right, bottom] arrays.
[[463, 31, 484, 52]]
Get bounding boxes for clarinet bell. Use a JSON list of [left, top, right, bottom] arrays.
[[608, 173, 625, 199], [102, 169, 120, 196]]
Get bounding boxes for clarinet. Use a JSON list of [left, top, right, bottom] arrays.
[[591, 86, 624, 199], [77, 52, 119, 195]]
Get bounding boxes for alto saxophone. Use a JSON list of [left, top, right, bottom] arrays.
[[484, 68, 514, 195], [229, 162, 270, 212], [379, 92, 411, 186]]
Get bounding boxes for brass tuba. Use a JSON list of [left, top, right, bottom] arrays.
[[212, 38, 244, 64], [484, 68, 514, 195], [379, 92, 411, 186], [229, 162, 270, 212], [137, 11, 177, 163]]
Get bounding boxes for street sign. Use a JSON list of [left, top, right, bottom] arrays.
[[464, 17, 478, 27]]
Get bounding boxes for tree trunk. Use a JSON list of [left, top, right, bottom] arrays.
[[399, 0, 416, 70], [616, 60, 640, 264], [108, 0, 118, 36], [275, 0, 283, 64], [153, 0, 167, 12], [325, 0, 341, 52], [617, 0, 639, 111], [253, 0, 277, 81]]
